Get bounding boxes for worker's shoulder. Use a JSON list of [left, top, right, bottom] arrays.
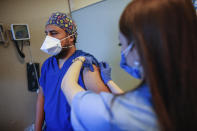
[[110, 88, 159, 130], [117, 85, 153, 108]]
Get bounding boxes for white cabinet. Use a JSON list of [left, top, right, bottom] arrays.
[[69, 0, 105, 12]]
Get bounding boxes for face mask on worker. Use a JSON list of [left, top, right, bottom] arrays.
[[40, 34, 75, 55], [120, 41, 144, 79]]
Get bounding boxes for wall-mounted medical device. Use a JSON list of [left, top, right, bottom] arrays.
[[10, 24, 31, 59], [11, 24, 30, 40]]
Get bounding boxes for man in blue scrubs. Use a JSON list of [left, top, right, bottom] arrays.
[[35, 12, 109, 131]]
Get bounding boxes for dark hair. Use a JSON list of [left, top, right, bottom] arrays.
[[73, 36, 77, 44], [119, 0, 197, 130]]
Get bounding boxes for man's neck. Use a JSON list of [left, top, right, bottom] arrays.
[[56, 47, 76, 69]]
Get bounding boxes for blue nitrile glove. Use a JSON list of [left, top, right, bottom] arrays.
[[83, 54, 98, 72], [99, 62, 112, 84]]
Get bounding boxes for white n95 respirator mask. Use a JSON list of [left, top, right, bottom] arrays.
[[40, 35, 74, 55]]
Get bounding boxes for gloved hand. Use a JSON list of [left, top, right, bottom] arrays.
[[99, 62, 112, 84], [83, 54, 98, 72]]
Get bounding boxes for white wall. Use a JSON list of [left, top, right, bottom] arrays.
[[72, 0, 141, 91], [70, 0, 104, 11]]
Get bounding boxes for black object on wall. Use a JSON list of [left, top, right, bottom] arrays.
[[14, 40, 25, 58], [26, 63, 40, 92]]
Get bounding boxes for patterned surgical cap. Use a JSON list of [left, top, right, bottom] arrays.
[[46, 12, 77, 38]]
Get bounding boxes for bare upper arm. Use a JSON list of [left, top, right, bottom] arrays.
[[83, 65, 110, 93], [35, 87, 45, 131], [37, 87, 44, 102], [38, 87, 44, 95]]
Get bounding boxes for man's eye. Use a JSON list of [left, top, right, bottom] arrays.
[[51, 32, 58, 35], [118, 43, 122, 46]]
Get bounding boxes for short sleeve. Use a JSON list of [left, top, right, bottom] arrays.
[[71, 91, 114, 131], [39, 61, 46, 89]]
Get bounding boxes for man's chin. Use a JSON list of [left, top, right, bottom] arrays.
[[55, 48, 70, 59]]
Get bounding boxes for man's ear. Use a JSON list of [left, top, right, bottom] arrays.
[[69, 36, 74, 43]]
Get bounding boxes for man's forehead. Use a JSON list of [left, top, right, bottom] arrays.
[[45, 25, 64, 32]]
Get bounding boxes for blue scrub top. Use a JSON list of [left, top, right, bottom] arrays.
[[39, 50, 97, 131], [71, 84, 160, 131]]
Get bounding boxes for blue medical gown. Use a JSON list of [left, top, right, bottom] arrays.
[[71, 84, 160, 131], [39, 50, 97, 131]]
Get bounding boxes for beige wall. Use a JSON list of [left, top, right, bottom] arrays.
[[0, 0, 69, 130]]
